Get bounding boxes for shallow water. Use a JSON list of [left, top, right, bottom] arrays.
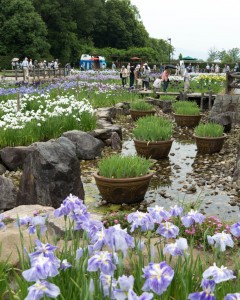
[[120, 138, 239, 222], [82, 118, 240, 222]]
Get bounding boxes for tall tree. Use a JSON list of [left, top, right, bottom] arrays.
[[0, 0, 50, 59], [207, 47, 219, 62]]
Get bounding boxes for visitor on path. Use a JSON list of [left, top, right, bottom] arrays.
[[22, 57, 29, 82], [112, 62, 116, 71], [126, 62, 131, 83], [129, 65, 135, 89], [120, 65, 128, 87], [215, 64, 220, 73], [134, 65, 142, 89], [175, 64, 180, 76], [206, 64, 210, 73], [142, 63, 150, 90], [183, 68, 191, 93], [161, 67, 170, 92], [234, 63, 239, 72], [153, 75, 162, 98]]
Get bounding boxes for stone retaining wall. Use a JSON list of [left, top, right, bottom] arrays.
[[210, 94, 240, 123]]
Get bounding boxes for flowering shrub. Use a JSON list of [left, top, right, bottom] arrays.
[[102, 211, 130, 230]]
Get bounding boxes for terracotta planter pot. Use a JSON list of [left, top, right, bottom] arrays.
[[193, 134, 226, 154], [130, 109, 155, 121], [94, 172, 153, 204], [134, 139, 174, 159], [173, 113, 202, 127]]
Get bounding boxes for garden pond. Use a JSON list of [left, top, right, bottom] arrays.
[[82, 113, 240, 222]]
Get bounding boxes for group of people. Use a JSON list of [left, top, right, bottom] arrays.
[[120, 62, 152, 90], [11, 57, 60, 81]]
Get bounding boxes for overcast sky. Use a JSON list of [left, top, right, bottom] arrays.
[[130, 0, 240, 60]]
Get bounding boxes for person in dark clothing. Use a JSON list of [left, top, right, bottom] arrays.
[[129, 65, 135, 88]]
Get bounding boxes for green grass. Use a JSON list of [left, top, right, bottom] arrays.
[[130, 100, 154, 111], [172, 101, 200, 115], [98, 154, 152, 178], [133, 116, 173, 141], [194, 122, 224, 137]]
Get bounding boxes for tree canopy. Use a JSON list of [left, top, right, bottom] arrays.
[[0, 0, 173, 66]]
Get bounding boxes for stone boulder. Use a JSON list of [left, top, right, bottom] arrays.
[[208, 112, 232, 133], [0, 176, 17, 210], [17, 137, 84, 208], [0, 146, 35, 171], [96, 107, 117, 120], [62, 130, 105, 160], [0, 164, 6, 175]]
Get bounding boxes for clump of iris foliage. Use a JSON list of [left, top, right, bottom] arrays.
[[194, 123, 224, 138], [98, 154, 152, 178], [130, 100, 154, 111], [133, 116, 173, 141], [172, 100, 200, 115], [0, 194, 240, 299]]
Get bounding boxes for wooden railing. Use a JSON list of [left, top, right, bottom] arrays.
[[1, 68, 69, 81], [226, 72, 240, 94]]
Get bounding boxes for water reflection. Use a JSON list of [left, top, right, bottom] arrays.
[[120, 137, 239, 221]]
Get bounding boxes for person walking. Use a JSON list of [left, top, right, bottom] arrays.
[[22, 57, 29, 82], [142, 63, 150, 90], [129, 65, 135, 89], [183, 68, 191, 93], [161, 67, 170, 92], [120, 65, 128, 87]]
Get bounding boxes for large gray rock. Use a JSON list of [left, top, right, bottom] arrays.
[[0, 146, 35, 171], [0, 176, 17, 209], [62, 130, 104, 160], [17, 137, 84, 208], [0, 164, 6, 175], [208, 112, 232, 132]]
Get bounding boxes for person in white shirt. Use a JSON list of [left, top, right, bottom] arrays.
[[22, 57, 29, 81], [183, 68, 191, 93]]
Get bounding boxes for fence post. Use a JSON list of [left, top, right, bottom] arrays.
[[208, 92, 212, 110], [15, 69, 18, 81], [200, 93, 204, 110]]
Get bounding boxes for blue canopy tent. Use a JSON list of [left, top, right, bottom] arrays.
[[80, 54, 106, 70]]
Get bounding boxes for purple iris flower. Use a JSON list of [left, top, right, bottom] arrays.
[[207, 232, 234, 251], [28, 239, 57, 260], [169, 205, 183, 217], [60, 259, 72, 270], [16, 215, 48, 235], [230, 222, 240, 237], [25, 280, 60, 300], [22, 255, 60, 282], [113, 275, 134, 300], [224, 293, 240, 300], [104, 224, 134, 256], [90, 228, 106, 251], [87, 251, 118, 276], [188, 279, 216, 300], [54, 194, 85, 217], [100, 273, 117, 297], [203, 263, 236, 283], [142, 261, 174, 295], [128, 290, 153, 300], [0, 214, 6, 230], [181, 209, 205, 228], [147, 206, 171, 223], [85, 219, 104, 240], [127, 211, 154, 232], [114, 274, 154, 299], [164, 237, 188, 256], [156, 221, 179, 239], [75, 248, 83, 260]]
